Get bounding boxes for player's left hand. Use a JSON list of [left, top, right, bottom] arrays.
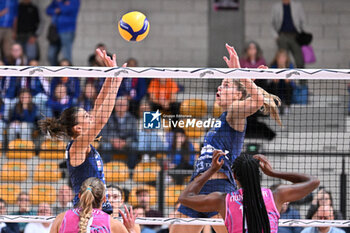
[[211, 150, 225, 172]]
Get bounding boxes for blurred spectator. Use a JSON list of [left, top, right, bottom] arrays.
[[270, 48, 294, 69], [148, 78, 180, 115], [240, 41, 266, 69], [0, 0, 18, 62], [0, 97, 5, 145], [240, 41, 268, 90], [272, 0, 305, 68], [47, 83, 73, 118], [107, 185, 124, 218], [135, 98, 168, 155], [118, 58, 147, 118], [308, 187, 343, 220], [0, 198, 20, 233], [46, 0, 80, 65], [168, 128, 196, 185], [13, 192, 35, 232], [53, 185, 73, 215], [8, 88, 38, 141], [100, 96, 137, 167], [17, 0, 40, 61], [0, 58, 18, 121], [21, 60, 50, 117], [133, 206, 156, 233], [78, 81, 97, 112], [269, 49, 296, 113], [24, 203, 52, 233], [135, 189, 162, 218], [6, 43, 27, 66], [278, 202, 303, 233], [302, 205, 345, 233], [50, 59, 80, 104]]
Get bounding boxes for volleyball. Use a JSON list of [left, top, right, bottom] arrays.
[[118, 11, 150, 42]]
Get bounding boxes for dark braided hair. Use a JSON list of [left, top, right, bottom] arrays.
[[231, 153, 270, 233]]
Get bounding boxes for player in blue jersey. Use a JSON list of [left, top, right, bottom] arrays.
[[170, 44, 282, 233], [39, 49, 125, 214]]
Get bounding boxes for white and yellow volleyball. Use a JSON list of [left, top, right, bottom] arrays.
[[118, 11, 150, 42]]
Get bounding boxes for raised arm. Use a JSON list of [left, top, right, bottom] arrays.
[[71, 50, 124, 161], [223, 44, 264, 121], [254, 154, 320, 213], [178, 150, 226, 217]]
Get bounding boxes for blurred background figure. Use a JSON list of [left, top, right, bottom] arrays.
[[13, 192, 35, 233], [272, 0, 306, 68], [0, 198, 20, 233], [302, 205, 345, 233], [17, 0, 41, 61], [46, 0, 80, 65], [8, 88, 38, 141], [24, 203, 52, 233], [0, 0, 18, 62], [53, 185, 73, 215], [107, 185, 125, 218]]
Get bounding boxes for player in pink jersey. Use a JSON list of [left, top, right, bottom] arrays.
[[50, 177, 140, 233], [178, 151, 320, 233]]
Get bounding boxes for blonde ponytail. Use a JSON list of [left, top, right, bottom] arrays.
[[258, 87, 282, 126], [78, 178, 106, 233]]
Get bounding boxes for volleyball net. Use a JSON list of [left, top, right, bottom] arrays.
[[0, 66, 349, 229]]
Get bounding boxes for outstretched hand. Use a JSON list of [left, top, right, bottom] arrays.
[[223, 44, 241, 69], [96, 48, 118, 67], [253, 154, 275, 177], [211, 150, 225, 172], [95, 48, 126, 83], [119, 205, 137, 232]]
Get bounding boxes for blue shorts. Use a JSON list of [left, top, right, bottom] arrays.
[[178, 179, 236, 218]]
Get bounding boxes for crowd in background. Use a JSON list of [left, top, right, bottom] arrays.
[[0, 1, 349, 233]]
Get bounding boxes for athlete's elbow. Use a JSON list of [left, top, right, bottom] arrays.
[[310, 176, 320, 190], [178, 193, 191, 205]]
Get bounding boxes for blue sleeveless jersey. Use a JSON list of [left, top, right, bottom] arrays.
[[192, 112, 246, 185], [66, 141, 112, 214]]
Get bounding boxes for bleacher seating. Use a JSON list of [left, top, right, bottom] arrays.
[[1, 161, 28, 182], [33, 162, 62, 182], [7, 139, 35, 159], [0, 184, 21, 204], [104, 161, 129, 183]]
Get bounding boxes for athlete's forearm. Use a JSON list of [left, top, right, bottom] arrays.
[[270, 170, 314, 184], [180, 167, 217, 197], [240, 79, 264, 106], [94, 77, 113, 110]]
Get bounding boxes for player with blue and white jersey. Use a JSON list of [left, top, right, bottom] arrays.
[[171, 44, 282, 233], [39, 49, 126, 215]]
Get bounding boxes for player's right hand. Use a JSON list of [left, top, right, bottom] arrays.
[[211, 150, 225, 172]]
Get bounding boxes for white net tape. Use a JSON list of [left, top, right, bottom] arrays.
[[0, 216, 349, 227], [1, 66, 350, 79]]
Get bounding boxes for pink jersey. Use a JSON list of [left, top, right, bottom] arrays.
[[224, 188, 280, 233], [59, 208, 111, 233]]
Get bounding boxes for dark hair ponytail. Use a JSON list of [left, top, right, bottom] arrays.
[[232, 154, 270, 233], [38, 107, 80, 138]]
